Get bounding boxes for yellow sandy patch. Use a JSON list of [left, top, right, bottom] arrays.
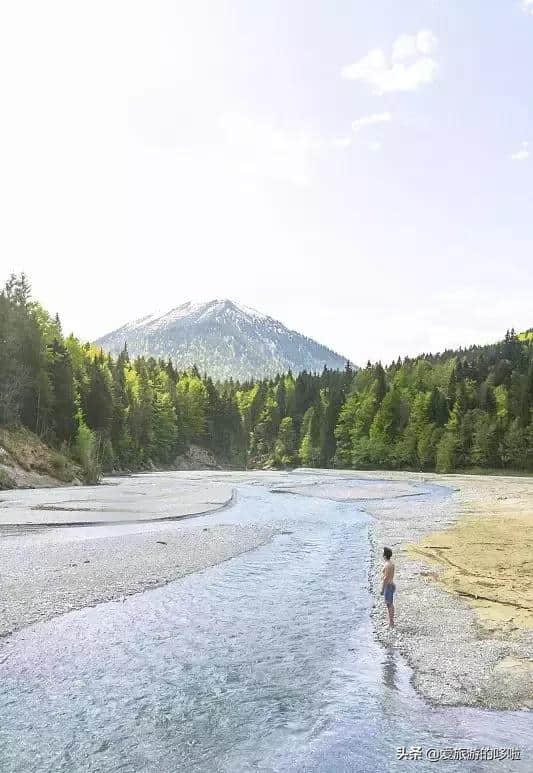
[[494, 656, 533, 675], [409, 510, 533, 632]]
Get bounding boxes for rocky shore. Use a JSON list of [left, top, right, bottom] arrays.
[[361, 471, 533, 710], [288, 469, 533, 709]]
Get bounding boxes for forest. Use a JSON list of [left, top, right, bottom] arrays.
[[1, 274, 532, 481]]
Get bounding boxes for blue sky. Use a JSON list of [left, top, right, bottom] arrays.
[[0, 1, 531, 363]]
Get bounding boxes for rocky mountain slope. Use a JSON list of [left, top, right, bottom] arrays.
[[95, 299, 347, 380]]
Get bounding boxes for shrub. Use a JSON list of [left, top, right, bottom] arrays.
[[73, 422, 101, 484]]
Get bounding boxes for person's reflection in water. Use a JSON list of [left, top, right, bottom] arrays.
[[382, 647, 398, 691]]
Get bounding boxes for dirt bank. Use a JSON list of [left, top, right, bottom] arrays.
[[0, 427, 81, 489]]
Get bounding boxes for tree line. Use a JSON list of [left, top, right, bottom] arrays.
[[1, 274, 532, 480]]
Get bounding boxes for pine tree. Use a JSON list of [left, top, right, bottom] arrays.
[[85, 358, 113, 435], [48, 339, 77, 443]]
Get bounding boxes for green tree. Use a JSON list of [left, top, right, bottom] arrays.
[[48, 339, 77, 443], [275, 416, 296, 466], [502, 419, 528, 469], [435, 429, 459, 473], [471, 411, 500, 468]]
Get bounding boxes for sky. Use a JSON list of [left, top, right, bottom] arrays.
[[0, 0, 531, 365]]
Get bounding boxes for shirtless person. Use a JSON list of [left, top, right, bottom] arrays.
[[380, 547, 396, 628]]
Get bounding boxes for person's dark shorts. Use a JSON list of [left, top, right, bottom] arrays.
[[384, 583, 396, 604]]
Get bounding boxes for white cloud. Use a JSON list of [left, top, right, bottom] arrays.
[[352, 112, 392, 131], [392, 30, 437, 60], [368, 141, 382, 153], [342, 30, 438, 93], [217, 113, 350, 186], [522, 0, 533, 16], [511, 141, 530, 161]]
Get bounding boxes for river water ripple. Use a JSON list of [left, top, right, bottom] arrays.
[[1, 482, 531, 772]]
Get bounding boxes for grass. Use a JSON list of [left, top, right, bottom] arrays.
[[0, 425, 81, 484]]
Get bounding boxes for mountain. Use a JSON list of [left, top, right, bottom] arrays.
[[95, 300, 348, 380]]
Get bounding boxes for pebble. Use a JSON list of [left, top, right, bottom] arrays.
[[366, 477, 533, 709], [0, 523, 275, 638]]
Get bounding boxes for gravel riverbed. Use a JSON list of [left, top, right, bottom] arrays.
[[0, 521, 276, 637], [359, 472, 533, 710], [2, 469, 532, 712], [286, 469, 533, 709]]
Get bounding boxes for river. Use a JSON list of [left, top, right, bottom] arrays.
[[1, 478, 531, 772]]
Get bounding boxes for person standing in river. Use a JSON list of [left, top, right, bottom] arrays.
[[381, 547, 396, 628]]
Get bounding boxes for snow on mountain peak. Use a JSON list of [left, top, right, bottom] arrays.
[[96, 299, 347, 380]]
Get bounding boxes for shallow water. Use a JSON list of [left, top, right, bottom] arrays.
[[1, 480, 531, 772]]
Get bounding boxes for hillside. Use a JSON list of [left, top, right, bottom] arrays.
[[0, 427, 81, 490], [95, 299, 347, 380], [1, 274, 532, 482]]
